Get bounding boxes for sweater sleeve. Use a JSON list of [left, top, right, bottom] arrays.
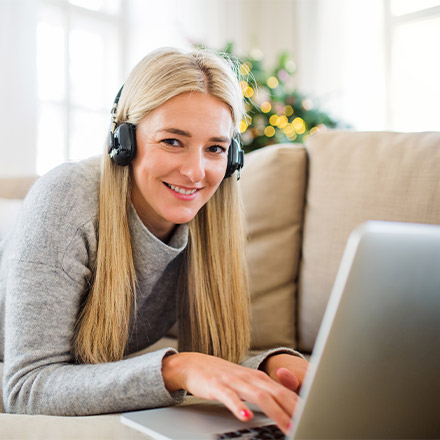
[[2, 162, 185, 415], [241, 347, 306, 371], [3, 260, 185, 416]]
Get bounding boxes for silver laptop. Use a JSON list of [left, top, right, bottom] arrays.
[[121, 221, 440, 439]]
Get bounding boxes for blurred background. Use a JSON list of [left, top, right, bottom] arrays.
[[1, 0, 439, 177]]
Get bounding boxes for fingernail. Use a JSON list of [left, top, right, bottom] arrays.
[[240, 409, 251, 420]]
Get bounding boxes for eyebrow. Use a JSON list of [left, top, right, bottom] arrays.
[[157, 128, 230, 144]]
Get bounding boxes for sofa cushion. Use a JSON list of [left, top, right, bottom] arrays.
[[240, 144, 307, 350], [298, 131, 440, 353], [0, 177, 38, 200]]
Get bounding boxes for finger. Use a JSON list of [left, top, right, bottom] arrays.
[[212, 386, 255, 423], [246, 370, 298, 419], [276, 367, 300, 392], [224, 376, 298, 434], [246, 387, 295, 434]]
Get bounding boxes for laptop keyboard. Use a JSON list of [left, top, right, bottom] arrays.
[[216, 423, 285, 439]]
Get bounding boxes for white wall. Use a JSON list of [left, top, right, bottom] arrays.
[[126, 0, 298, 75], [0, 0, 38, 177]]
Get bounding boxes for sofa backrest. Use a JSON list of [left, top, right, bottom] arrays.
[[240, 144, 307, 351], [0, 177, 38, 200], [297, 131, 440, 352], [0, 177, 38, 241]]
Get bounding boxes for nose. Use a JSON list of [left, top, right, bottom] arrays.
[[180, 149, 205, 183]]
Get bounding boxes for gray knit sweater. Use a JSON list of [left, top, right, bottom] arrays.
[[0, 157, 300, 416]]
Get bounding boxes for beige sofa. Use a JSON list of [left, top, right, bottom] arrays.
[[1, 130, 439, 438]]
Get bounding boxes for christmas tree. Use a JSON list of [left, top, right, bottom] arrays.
[[219, 43, 341, 153]]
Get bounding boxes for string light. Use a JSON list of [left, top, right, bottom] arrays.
[[244, 86, 254, 98], [283, 124, 296, 136], [310, 126, 320, 136], [267, 76, 279, 89], [293, 117, 306, 134], [239, 63, 251, 76], [277, 115, 288, 129], [240, 80, 254, 98], [240, 120, 249, 133], [226, 48, 338, 149], [269, 115, 279, 126], [264, 126, 276, 137], [260, 101, 272, 113], [284, 105, 294, 116]]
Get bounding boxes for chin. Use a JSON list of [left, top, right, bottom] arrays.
[[164, 209, 200, 225]]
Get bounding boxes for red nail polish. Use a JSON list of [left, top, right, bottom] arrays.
[[240, 409, 251, 420]]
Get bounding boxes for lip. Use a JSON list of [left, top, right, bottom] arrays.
[[164, 182, 202, 191], [163, 182, 200, 201]]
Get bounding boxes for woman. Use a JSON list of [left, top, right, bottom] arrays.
[[0, 48, 307, 434]]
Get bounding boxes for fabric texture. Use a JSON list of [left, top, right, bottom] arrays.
[[298, 131, 440, 352], [240, 144, 307, 350]]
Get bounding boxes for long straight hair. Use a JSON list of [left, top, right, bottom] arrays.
[[73, 48, 250, 364]]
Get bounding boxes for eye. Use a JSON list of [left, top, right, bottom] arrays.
[[162, 138, 181, 147], [207, 145, 227, 154]]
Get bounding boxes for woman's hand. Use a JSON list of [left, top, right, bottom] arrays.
[[260, 354, 309, 393], [162, 352, 299, 434]]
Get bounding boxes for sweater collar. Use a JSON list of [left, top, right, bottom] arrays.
[[128, 203, 188, 280]]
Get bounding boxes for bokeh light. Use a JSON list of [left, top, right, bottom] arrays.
[[264, 126, 276, 137], [293, 117, 306, 134], [239, 63, 251, 76], [269, 115, 279, 126], [244, 86, 254, 98], [284, 105, 294, 116], [267, 76, 279, 89], [261, 101, 272, 113]]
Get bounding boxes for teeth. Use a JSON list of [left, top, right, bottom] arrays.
[[166, 183, 198, 195]]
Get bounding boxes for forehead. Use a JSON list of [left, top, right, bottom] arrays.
[[139, 92, 233, 136]]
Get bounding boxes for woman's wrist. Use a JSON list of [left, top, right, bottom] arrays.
[[162, 352, 185, 393], [259, 353, 279, 375]]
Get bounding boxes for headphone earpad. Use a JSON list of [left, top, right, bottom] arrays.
[[109, 123, 137, 166], [224, 136, 244, 179]]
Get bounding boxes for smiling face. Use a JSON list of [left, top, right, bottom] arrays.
[[130, 91, 233, 241]]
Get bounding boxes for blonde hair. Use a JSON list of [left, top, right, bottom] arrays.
[[73, 48, 250, 364]]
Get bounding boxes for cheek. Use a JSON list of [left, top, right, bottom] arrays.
[[209, 159, 228, 186], [132, 153, 162, 182]]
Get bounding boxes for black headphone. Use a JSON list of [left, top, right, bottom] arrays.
[[107, 86, 244, 179]]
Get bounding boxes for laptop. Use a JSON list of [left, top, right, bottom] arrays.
[[121, 221, 440, 439]]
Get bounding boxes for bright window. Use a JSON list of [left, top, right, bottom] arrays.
[[387, 1, 440, 131], [36, 0, 125, 175]]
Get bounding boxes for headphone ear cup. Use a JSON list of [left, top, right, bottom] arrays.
[[109, 123, 137, 166], [224, 136, 244, 179]]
